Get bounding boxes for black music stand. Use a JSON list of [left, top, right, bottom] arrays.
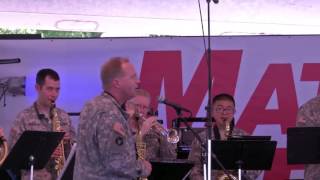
[[212, 140, 277, 179], [1, 131, 64, 180], [287, 127, 320, 164], [172, 117, 206, 128], [148, 159, 194, 180], [228, 135, 271, 141]]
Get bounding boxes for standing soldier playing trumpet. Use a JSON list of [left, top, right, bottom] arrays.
[[8, 68, 76, 180], [74, 57, 152, 180]]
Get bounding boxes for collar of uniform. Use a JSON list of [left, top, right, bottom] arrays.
[[102, 91, 129, 120], [33, 102, 50, 122]]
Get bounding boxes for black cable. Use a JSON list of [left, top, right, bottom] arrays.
[[195, 1, 235, 179], [196, 0, 207, 52]]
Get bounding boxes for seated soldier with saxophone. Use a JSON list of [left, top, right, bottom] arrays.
[[188, 93, 261, 180], [8, 68, 76, 180], [125, 89, 177, 160]]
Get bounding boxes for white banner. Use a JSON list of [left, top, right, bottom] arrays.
[[2, 35, 319, 179]]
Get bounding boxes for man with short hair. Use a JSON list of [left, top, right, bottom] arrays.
[[188, 93, 261, 180], [9, 68, 75, 180], [74, 57, 152, 180]]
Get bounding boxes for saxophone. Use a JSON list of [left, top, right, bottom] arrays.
[[135, 113, 148, 180], [50, 102, 65, 177], [215, 121, 238, 180], [225, 122, 231, 138]]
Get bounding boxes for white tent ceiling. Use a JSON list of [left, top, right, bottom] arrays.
[[0, 0, 319, 37]]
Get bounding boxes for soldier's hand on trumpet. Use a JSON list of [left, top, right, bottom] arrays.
[[139, 116, 158, 137]]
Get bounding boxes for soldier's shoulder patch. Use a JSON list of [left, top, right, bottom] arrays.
[[112, 122, 126, 137], [115, 136, 124, 146]]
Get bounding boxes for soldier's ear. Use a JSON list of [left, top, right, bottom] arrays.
[[112, 78, 121, 88], [35, 84, 41, 92]]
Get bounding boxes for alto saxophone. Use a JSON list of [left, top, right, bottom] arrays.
[[225, 122, 231, 138], [135, 113, 148, 180], [50, 102, 65, 177], [216, 121, 238, 180]]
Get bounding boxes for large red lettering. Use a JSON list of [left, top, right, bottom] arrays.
[[237, 64, 300, 179], [301, 63, 320, 95], [140, 50, 242, 128], [237, 64, 298, 134], [264, 148, 303, 180]]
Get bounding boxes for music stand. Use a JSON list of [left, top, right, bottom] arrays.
[[287, 127, 320, 164], [228, 135, 271, 141], [212, 140, 277, 179], [57, 143, 77, 180], [1, 131, 64, 180], [172, 117, 206, 128], [148, 159, 194, 180]]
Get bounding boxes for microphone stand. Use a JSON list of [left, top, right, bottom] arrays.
[[176, 116, 233, 180], [206, 0, 214, 179], [205, 1, 233, 180], [168, 106, 233, 180]]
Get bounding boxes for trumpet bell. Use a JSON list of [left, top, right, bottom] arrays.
[[166, 129, 179, 144]]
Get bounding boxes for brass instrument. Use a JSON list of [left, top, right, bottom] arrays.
[[216, 121, 238, 180], [225, 122, 231, 138], [136, 112, 179, 144], [50, 102, 65, 177], [135, 114, 148, 180], [155, 124, 179, 144], [0, 136, 8, 165], [215, 171, 238, 180]]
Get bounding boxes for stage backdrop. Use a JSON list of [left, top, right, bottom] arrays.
[[1, 35, 319, 179]]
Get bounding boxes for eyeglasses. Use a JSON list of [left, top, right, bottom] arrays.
[[131, 103, 149, 112], [213, 106, 235, 114]]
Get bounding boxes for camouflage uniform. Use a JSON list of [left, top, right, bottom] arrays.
[[73, 93, 149, 180], [8, 103, 75, 180], [188, 127, 261, 180], [296, 96, 320, 180], [132, 127, 177, 160]]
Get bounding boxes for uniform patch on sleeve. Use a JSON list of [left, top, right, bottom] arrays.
[[112, 122, 126, 137]]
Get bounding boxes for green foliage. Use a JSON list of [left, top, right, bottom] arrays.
[[36, 30, 102, 38], [0, 28, 35, 34], [0, 28, 102, 38]]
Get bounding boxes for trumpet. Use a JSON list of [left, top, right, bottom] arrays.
[[152, 122, 180, 144], [135, 112, 180, 144]]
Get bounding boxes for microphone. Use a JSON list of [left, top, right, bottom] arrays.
[[158, 97, 191, 113], [0, 58, 21, 64], [213, 0, 219, 4]]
